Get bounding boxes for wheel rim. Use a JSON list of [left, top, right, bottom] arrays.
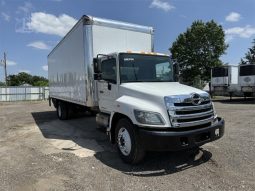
[[58, 105, 62, 117], [117, 127, 131, 156]]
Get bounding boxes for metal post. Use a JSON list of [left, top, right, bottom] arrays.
[[25, 87, 27, 101], [43, 87, 45, 100], [209, 67, 213, 97], [4, 52, 7, 86]]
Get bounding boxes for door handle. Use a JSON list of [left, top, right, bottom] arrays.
[[99, 90, 104, 94]]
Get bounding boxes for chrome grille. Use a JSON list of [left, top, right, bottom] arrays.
[[175, 107, 211, 115], [174, 100, 210, 107], [165, 93, 214, 128]]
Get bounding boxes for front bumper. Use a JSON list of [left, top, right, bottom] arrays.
[[138, 117, 224, 151]]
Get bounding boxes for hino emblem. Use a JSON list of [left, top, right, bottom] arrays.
[[191, 93, 202, 105]]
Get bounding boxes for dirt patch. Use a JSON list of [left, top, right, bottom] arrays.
[[0, 101, 254, 191]]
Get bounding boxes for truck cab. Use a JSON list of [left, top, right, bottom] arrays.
[[94, 51, 224, 164]]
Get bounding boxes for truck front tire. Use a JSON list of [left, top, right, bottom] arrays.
[[57, 101, 69, 120], [115, 118, 145, 164]]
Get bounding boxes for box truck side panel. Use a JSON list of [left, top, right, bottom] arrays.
[[48, 21, 87, 106], [239, 65, 255, 87], [211, 67, 228, 86], [239, 76, 255, 86], [83, 24, 97, 107], [211, 77, 228, 86], [48, 15, 154, 108], [92, 25, 152, 57]]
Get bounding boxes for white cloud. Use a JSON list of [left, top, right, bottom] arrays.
[[42, 65, 48, 71], [225, 25, 255, 40], [150, 0, 175, 12], [27, 41, 50, 50], [0, 59, 16, 67], [18, 2, 33, 13], [19, 70, 30, 74], [225, 35, 234, 43], [6, 60, 17, 66], [225, 12, 241, 22], [26, 12, 77, 37], [1, 12, 10, 22]]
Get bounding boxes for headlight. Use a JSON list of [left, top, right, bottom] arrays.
[[134, 110, 165, 125]]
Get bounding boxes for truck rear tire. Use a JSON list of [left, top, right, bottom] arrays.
[[57, 101, 69, 120], [115, 118, 145, 164]]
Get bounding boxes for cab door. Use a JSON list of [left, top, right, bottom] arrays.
[[97, 56, 118, 113]]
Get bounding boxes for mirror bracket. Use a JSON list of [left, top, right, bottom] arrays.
[[94, 73, 102, 80]]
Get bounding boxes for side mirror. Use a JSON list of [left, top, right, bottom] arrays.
[[173, 63, 179, 82], [93, 58, 102, 80], [93, 58, 101, 74]]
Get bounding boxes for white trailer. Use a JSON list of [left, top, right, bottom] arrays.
[[48, 15, 224, 164], [239, 64, 255, 97], [211, 65, 241, 97]]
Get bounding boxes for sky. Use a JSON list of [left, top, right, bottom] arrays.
[[0, 0, 255, 81]]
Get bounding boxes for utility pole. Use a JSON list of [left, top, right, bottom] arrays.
[[4, 52, 7, 86]]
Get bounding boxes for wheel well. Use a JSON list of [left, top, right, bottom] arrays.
[[110, 113, 133, 144], [53, 99, 68, 109], [51, 98, 58, 108], [52, 98, 67, 109]]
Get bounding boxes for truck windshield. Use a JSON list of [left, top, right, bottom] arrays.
[[119, 53, 174, 83]]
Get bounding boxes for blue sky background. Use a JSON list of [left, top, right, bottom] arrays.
[[0, 0, 255, 81]]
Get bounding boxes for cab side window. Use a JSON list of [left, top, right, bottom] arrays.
[[101, 58, 117, 84]]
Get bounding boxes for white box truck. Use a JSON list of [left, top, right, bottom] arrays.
[[239, 64, 255, 97], [211, 65, 241, 97], [48, 15, 224, 164]]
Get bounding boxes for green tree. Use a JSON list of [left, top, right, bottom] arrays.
[[7, 75, 20, 86], [31, 76, 48, 86], [170, 20, 228, 86], [0, 81, 6, 86], [7, 72, 32, 86], [33, 80, 48, 86], [240, 39, 255, 65], [6, 72, 48, 86]]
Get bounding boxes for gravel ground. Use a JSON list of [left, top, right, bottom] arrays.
[[0, 99, 254, 191]]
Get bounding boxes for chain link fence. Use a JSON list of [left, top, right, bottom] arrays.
[[0, 86, 49, 102]]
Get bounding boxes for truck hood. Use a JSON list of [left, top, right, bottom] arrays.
[[120, 82, 206, 97]]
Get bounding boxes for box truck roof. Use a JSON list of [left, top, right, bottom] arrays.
[[48, 15, 154, 57], [84, 15, 154, 34]]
